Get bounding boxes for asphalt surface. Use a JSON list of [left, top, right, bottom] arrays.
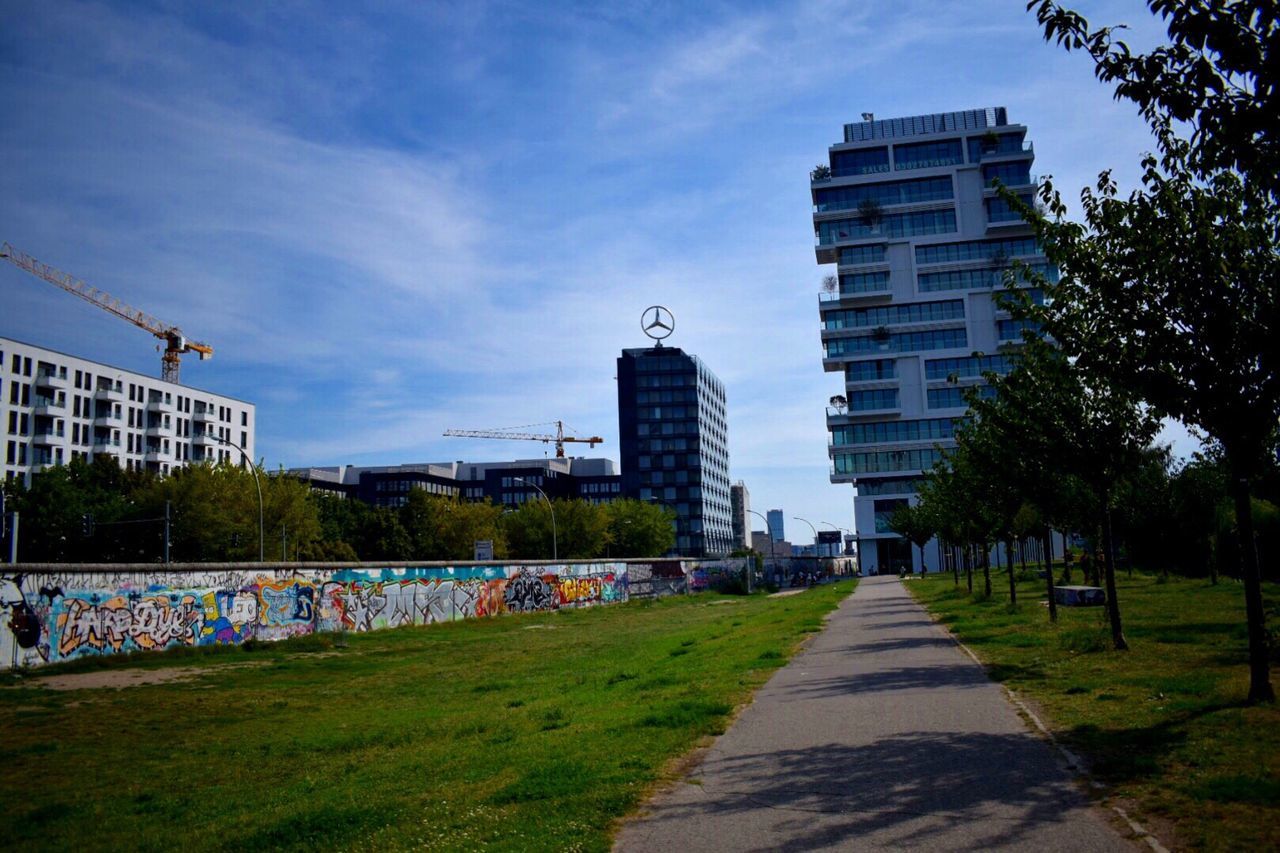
[[613, 574, 1132, 852]]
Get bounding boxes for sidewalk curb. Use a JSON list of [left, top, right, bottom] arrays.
[[921, 588, 1171, 853]]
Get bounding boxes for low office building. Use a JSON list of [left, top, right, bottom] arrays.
[[288, 457, 622, 509], [1, 337, 255, 486]]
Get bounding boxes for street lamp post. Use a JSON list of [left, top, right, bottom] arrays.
[[821, 521, 850, 558], [217, 436, 263, 562], [513, 477, 557, 562], [793, 516, 819, 554]]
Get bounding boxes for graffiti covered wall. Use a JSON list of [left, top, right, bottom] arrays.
[[0, 562, 629, 670]]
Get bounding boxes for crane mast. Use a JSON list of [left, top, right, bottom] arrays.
[[444, 420, 604, 458], [0, 242, 213, 384]]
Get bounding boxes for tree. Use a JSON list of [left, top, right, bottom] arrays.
[[1029, 1, 1280, 206], [888, 503, 935, 575], [605, 499, 675, 557], [400, 491, 507, 561]]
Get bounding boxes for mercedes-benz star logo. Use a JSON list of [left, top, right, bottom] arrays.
[[641, 305, 675, 342]]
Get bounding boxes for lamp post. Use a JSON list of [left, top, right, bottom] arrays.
[[513, 477, 557, 562], [217, 436, 263, 562], [793, 516, 819, 555]]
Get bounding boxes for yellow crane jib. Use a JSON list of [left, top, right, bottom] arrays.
[[0, 242, 213, 384], [444, 420, 604, 458]]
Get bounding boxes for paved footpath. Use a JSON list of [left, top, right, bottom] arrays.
[[614, 575, 1133, 852]]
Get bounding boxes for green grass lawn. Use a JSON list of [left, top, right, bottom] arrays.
[[0, 581, 853, 852], [907, 569, 1280, 851]]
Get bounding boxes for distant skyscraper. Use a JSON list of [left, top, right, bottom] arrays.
[[811, 107, 1050, 574], [766, 509, 784, 543], [617, 344, 732, 557]]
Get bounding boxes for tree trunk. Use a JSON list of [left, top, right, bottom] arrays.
[[1207, 536, 1218, 585], [965, 545, 973, 593], [952, 544, 960, 586], [1005, 539, 1016, 606], [1059, 530, 1072, 583], [1230, 471, 1275, 703], [982, 542, 992, 599], [918, 543, 926, 574], [1043, 528, 1058, 623], [1101, 504, 1128, 651]]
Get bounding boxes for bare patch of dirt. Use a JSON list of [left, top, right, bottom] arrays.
[[27, 661, 267, 691]]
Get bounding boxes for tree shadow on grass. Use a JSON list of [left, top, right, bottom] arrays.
[[628, 731, 1115, 852]]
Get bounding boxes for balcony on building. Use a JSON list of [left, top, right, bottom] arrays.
[[32, 429, 66, 446], [147, 394, 176, 413], [92, 438, 122, 456], [144, 448, 171, 463], [145, 423, 173, 438], [94, 383, 126, 403], [193, 431, 220, 448], [193, 406, 216, 423], [34, 368, 69, 390], [93, 411, 125, 428], [33, 395, 66, 417]]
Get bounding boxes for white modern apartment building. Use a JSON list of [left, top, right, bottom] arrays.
[[1, 337, 255, 486], [812, 107, 1050, 575]]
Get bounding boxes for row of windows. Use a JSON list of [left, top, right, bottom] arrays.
[[924, 354, 1018, 381], [635, 421, 698, 437], [987, 195, 1035, 223], [578, 482, 622, 494], [824, 298, 965, 331], [832, 417, 960, 446], [830, 147, 890, 177], [921, 262, 1059, 292], [839, 271, 890, 294], [874, 498, 910, 533], [894, 139, 963, 170], [927, 385, 997, 408], [814, 176, 953, 212], [856, 477, 924, 496], [849, 389, 899, 411], [915, 236, 1040, 265], [997, 318, 1041, 341], [635, 373, 696, 388], [372, 479, 458, 495], [635, 389, 698, 404], [968, 133, 1028, 163], [839, 244, 887, 265], [825, 327, 967, 357], [982, 162, 1032, 186], [845, 359, 897, 382], [834, 448, 944, 475], [818, 209, 957, 245]]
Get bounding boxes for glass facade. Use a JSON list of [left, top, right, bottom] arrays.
[[919, 264, 1056, 293], [817, 209, 956, 244], [982, 162, 1032, 186], [927, 385, 997, 408], [997, 318, 1041, 341], [924, 354, 1017, 381], [824, 327, 967, 357], [839, 244, 887, 265], [915, 236, 1040, 265], [848, 389, 899, 411], [839, 271, 890, 294], [617, 346, 732, 557], [967, 133, 1028, 162], [894, 139, 963, 170], [833, 448, 945, 475], [845, 359, 897, 382], [823, 298, 964, 330], [831, 417, 960, 446], [814, 176, 952, 212], [831, 147, 890, 177]]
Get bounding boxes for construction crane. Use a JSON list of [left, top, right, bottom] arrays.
[[0, 242, 213, 384], [444, 421, 604, 458]]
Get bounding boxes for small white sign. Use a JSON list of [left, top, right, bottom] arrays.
[[474, 540, 494, 561]]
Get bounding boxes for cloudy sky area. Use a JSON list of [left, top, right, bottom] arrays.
[[0, 0, 1190, 540]]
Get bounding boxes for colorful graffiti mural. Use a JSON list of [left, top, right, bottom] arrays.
[[0, 562, 633, 670]]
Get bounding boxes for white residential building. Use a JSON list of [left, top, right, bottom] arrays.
[[1, 337, 255, 486]]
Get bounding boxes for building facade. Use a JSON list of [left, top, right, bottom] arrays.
[[617, 345, 732, 557], [289, 457, 622, 509], [811, 107, 1050, 574], [1, 337, 255, 486], [729, 481, 751, 551]]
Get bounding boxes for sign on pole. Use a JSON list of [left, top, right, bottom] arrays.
[[474, 540, 494, 562]]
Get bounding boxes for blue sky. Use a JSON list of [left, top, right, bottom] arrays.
[[0, 1, 1190, 540]]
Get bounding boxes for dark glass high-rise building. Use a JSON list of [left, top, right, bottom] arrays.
[[617, 346, 732, 557]]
